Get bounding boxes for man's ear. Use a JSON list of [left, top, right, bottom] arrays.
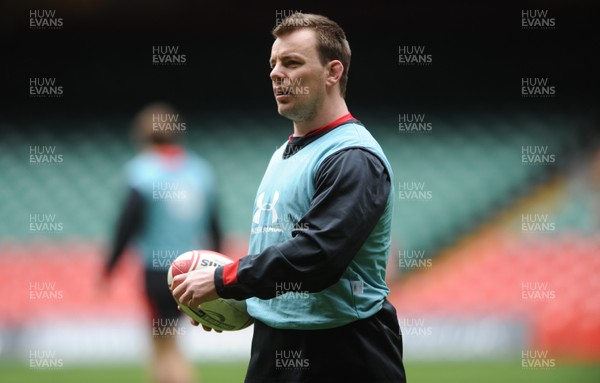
[[325, 60, 344, 88]]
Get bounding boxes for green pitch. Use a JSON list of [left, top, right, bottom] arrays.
[[0, 361, 598, 383]]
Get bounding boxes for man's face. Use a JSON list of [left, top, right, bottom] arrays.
[[269, 29, 328, 122]]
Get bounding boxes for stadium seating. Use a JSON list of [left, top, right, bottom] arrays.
[[0, 110, 597, 359], [0, 111, 590, 257]]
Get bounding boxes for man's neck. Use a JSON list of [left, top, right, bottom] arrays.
[[292, 99, 349, 137]]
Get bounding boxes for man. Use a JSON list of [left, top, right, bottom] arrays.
[[105, 102, 221, 383], [173, 13, 406, 383]]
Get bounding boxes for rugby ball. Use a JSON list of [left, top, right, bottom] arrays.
[[168, 250, 253, 331]]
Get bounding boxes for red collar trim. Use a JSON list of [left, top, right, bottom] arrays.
[[155, 144, 183, 158], [288, 113, 355, 143]]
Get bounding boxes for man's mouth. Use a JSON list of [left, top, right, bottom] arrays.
[[275, 87, 293, 96]]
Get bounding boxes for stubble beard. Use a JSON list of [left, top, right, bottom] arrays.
[[278, 87, 323, 124]]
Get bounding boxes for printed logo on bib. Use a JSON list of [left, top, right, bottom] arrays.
[[251, 190, 309, 234], [253, 191, 280, 224]]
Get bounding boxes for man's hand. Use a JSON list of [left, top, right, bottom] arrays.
[[171, 268, 220, 316]]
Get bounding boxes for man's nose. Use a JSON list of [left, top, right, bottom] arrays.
[[270, 64, 286, 84]]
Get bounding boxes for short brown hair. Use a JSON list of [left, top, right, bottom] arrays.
[[272, 13, 351, 97]]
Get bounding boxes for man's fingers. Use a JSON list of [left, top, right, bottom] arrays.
[[201, 325, 222, 333], [171, 273, 187, 293], [171, 277, 188, 302], [183, 291, 198, 308], [174, 278, 217, 331]]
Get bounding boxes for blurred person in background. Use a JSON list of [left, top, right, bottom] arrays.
[[104, 102, 222, 383]]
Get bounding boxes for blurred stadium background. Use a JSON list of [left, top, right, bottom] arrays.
[[1, 1, 599, 382]]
